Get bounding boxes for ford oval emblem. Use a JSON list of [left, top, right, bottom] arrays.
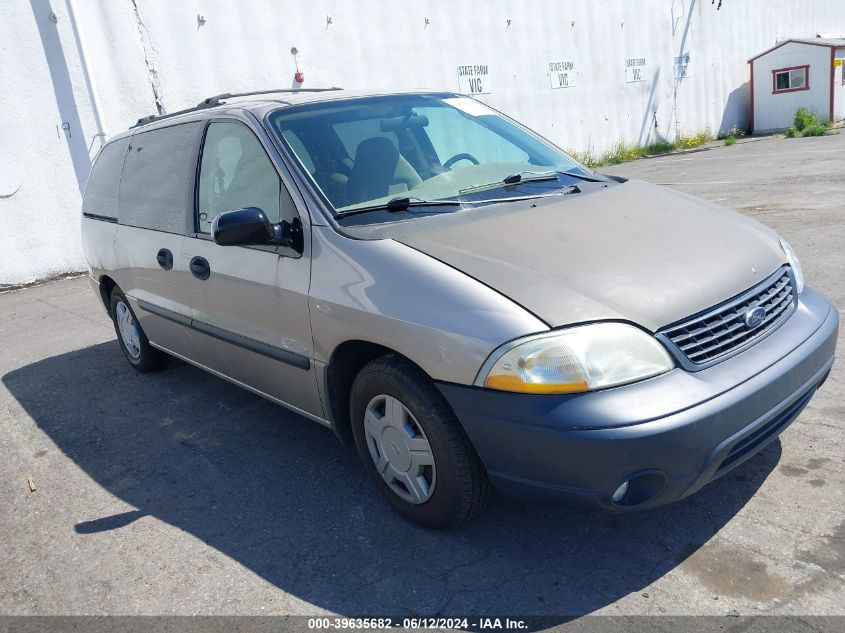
[[743, 306, 767, 329]]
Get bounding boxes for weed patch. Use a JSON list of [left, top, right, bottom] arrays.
[[568, 129, 712, 167], [786, 107, 829, 138]]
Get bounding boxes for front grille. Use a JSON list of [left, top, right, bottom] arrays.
[[660, 267, 796, 365]]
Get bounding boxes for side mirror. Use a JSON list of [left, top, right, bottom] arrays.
[[211, 207, 303, 253]]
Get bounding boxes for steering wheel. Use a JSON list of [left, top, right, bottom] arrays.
[[443, 153, 480, 169]]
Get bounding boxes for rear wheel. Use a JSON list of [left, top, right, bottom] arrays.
[[109, 289, 170, 372], [350, 355, 490, 528]]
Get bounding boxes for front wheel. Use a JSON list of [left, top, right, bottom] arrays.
[[109, 289, 170, 373], [350, 355, 490, 528]]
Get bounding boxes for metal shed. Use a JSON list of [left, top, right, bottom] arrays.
[[749, 38, 845, 133]]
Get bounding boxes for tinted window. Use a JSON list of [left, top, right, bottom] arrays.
[[197, 121, 294, 233], [82, 137, 129, 219], [118, 122, 201, 233]]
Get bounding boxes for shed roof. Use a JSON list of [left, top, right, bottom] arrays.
[[749, 38, 845, 63]]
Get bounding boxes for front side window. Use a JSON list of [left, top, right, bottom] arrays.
[[267, 93, 589, 218], [773, 66, 808, 93], [197, 121, 294, 233]]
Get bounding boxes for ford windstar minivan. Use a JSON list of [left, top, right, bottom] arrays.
[[81, 88, 838, 528]]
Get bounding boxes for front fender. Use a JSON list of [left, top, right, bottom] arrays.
[[309, 226, 547, 385]]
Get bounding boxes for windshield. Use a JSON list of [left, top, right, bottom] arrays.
[[267, 93, 591, 217]]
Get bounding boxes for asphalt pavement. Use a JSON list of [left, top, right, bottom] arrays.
[[0, 131, 843, 620]]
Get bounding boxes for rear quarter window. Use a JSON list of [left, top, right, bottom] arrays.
[[82, 137, 130, 219], [118, 122, 201, 233]]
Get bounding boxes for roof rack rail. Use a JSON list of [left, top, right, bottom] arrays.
[[130, 87, 343, 129], [130, 101, 218, 129], [197, 87, 344, 108]]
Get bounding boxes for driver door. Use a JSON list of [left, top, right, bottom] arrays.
[[182, 118, 322, 419]]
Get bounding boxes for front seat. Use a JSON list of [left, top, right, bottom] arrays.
[[220, 153, 280, 221], [345, 137, 400, 205]]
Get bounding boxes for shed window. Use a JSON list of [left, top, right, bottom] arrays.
[[772, 66, 808, 93]]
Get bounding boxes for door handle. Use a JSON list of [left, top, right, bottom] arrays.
[[155, 248, 173, 270], [189, 256, 211, 280]]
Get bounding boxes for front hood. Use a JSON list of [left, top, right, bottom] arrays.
[[395, 180, 786, 331]]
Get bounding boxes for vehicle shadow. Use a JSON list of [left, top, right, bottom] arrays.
[[2, 342, 781, 620]]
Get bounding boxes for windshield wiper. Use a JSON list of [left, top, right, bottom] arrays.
[[337, 187, 584, 220], [336, 196, 462, 217], [458, 171, 560, 195], [467, 188, 579, 205], [558, 170, 607, 183]]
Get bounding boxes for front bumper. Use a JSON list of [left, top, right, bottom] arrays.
[[437, 287, 838, 510]]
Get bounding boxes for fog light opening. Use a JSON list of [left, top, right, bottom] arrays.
[[612, 481, 629, 503], [610, 471, 667, 507]]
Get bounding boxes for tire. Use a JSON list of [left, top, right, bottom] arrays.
[[109, 289, 170, 373], [350, 354, 491, 529]]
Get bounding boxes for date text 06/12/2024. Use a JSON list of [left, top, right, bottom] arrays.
[[307, 617, 528, 630]]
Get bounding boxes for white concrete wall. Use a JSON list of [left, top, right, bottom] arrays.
[[752, 41, 835, 132], [3, 0, 845, 285], [0, 0, 94, 285]]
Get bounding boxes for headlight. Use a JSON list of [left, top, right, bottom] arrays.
[[477, 323, 674, 394], [779, 236, 804, 294]]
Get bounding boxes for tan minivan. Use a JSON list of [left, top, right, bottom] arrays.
[[82, 88, 838, 528]]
